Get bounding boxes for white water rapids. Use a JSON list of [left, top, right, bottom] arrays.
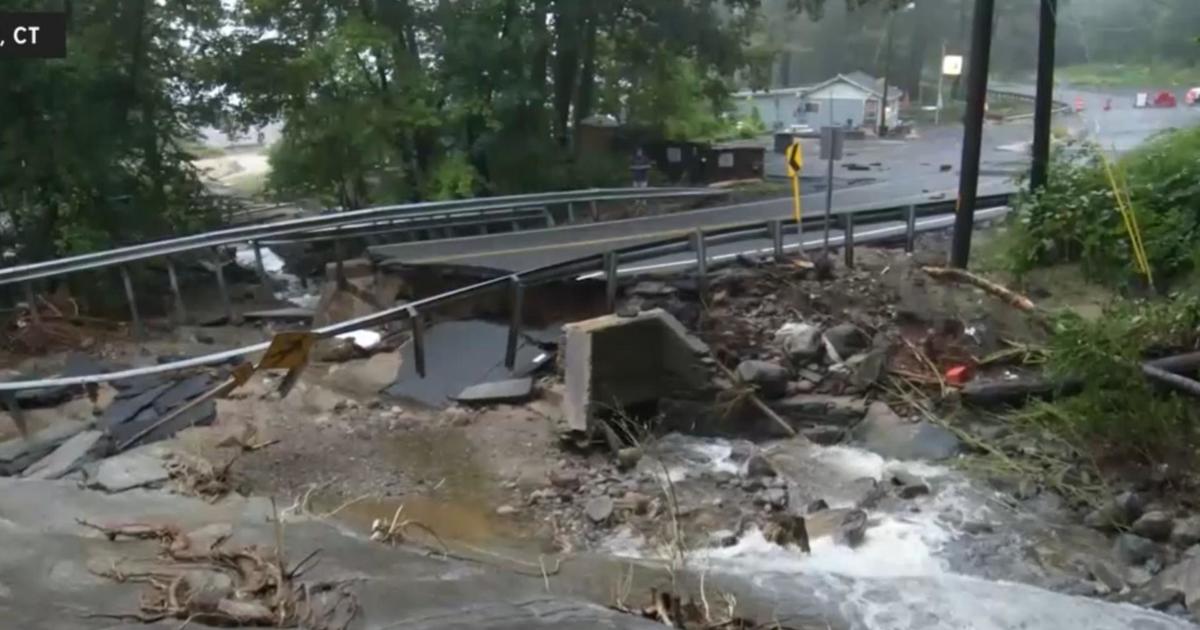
[[611, 435, 1196, 630]]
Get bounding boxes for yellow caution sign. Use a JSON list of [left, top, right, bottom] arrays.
[[258, 331, 315, 371], [786, 141, 804, 225]]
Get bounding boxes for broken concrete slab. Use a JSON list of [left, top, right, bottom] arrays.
[[12, 354, 108, 409], [109, 399, 217, 451], [455, 378, 535, 406], [0, 420, 89, 476], [562, 309, 710, 433], [101, 381, 172, 428], [92, 450, 170, 492], [852, 402, 962, 461], [21, 430, 103, 480], [152, 374, 213, 414]]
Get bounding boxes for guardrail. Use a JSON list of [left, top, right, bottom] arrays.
[[1, 187, 726, 335], [0, 192, 1014, 395]]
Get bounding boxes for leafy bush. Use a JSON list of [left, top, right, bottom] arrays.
[[421, 152, 481, 201], [1007, 126, 1200, 287], [1033, 297, 1200, 464]]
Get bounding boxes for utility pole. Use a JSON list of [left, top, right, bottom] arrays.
[[950, 0, 996, 269], [1030, 0, 1057, 192]]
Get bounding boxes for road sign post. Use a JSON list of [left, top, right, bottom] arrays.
[[819, 127, 844, 257], [786, 141, 804, 251]]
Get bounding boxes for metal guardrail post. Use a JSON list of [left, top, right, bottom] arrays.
[[590, 200, 599, 221], [768, 220, 784, 259], [165, 259, 187, 324], [211, 250, 234, 323], [691, 229, 708, 296], [905, 204, 917, 254], [406, 306, 426, 378], [334, 238, 347, 290], [504, 277, 525, 370], [604, 251, 619, 312], [566, 202, 576, 223], [23, 282, 40, 325], [120, 266, 143, 338], [843, 212, 855, 269]]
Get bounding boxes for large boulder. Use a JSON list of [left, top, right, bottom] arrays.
[[1114, 533, 1161, 566], [851, 402, 962, 461], [1133, 511, 1175, 542]]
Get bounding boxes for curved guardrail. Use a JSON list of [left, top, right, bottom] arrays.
[[0, 191, 1014, 393], [0, 187, 725, 286]]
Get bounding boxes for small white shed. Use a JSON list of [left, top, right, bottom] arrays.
[[732, 87, 812, 131], [794, 73, 903, 131]]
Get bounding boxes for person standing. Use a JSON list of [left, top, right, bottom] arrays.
[[630, 148, 651, 189]]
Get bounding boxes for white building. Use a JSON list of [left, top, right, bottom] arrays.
[[735, 71, 904, 132]]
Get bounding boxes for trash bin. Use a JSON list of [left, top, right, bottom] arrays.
[[774, 133, 794, 154]]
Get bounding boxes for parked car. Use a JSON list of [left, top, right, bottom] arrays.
[[1186, 87, 1200, 106]]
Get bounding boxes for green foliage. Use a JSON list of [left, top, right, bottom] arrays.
[[1029, 298, 1200, 464], [422, 153, 482, 201], [1006, 127, 1200, 287], [1058, 63, 1200, 89]]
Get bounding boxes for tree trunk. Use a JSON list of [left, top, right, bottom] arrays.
[[902, 0, 934, 101], [551, 0, 580, 148], [572, 5, 598, 152]]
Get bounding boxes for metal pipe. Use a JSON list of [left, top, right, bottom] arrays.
[[692, 229, 708, 296], [166, 259, 187, 323], [120, 266, 143, 338], [844, 212, 856, 268], [504, 278, 525, 370], [905, 204, 918, 253], [407, 306, 426, 378], [951, 0, 997, 268], [604, 251, 619, 312]]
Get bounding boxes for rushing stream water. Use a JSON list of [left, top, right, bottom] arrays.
[[612, 435, 1197, 630]]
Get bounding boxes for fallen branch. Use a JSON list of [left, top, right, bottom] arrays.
[[921, 266, 1052, 332], [713, 362, 797, 437]]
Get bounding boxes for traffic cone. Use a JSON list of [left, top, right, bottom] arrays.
[[1074, 96, 1085, 113]]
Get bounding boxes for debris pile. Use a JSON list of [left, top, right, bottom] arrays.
[[79, 518, 358, 628]]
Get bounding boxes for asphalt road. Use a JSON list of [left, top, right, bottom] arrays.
[[370, 83, 1196, 273]]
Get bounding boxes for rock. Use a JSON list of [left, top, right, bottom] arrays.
[[760, 487, 788, 510], [616, 447, 642, 471], [775, 323, 823, 363], [801, 426, 846, 445], [711, 470, 735, 486], [1085, 505, 1123, 532], [822, 323, 869, 362], [962, 521, 995, 535], [772, 394, 867, 426], [806, 499, 829, 514], [1116, 491, 1147, 523], [495, 505, 518, 516], [1157, 553, 1200, 617], [1171, 517, 1200, 549], [847, 349, 888, 388], [454, 377, 535, 405], [834, 508, 868, 547], [630, 281, 676, 298], [851, 402, 962, 461], [1088, 559, 1127, 593], [93, 451, 169, 492], [1133, 511, 1175, 542], [890, 470, 931, 499], [735, 360, 790, 400], [549, 470, 580, 490], [764, 514, 810, 552], [0, 420, 90, 476], [617, 492, 652, 515], [585, 496, 615, 524], [797, 368, 824, 384], [745, 454, 778, 478], [850, 477, 886, 510], [728, 442, 754, 463], [441, 407, 474, 427], [21, 430, 103, 480], [1114, 533, 1160, 566]]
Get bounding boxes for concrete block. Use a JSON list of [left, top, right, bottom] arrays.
[[561, 308, 709, 433], [455, 378, 534, 405]]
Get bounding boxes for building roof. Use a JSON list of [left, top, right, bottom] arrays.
[[732, 85, 815, 99], [798, 72, 904, 101]]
